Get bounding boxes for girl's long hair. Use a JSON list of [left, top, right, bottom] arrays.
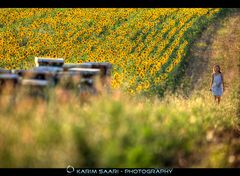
[[212, 64, 222, 74]]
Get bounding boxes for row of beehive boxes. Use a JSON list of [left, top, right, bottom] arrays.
[[0, 57, 112, 97]]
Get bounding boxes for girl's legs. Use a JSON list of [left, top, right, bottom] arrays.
[[217, 96, 221, 104], [213, 96, 221, 104], [214, 96, 217, 103]]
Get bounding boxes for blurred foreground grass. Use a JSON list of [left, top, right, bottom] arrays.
[[0, 86, 238, 168]]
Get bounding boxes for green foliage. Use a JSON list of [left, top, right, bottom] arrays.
[[0, 89, 236, 167]]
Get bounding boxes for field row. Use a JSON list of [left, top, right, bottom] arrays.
[[0, 8, 221, 94]]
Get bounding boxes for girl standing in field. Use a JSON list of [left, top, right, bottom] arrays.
[[210, 64, 225, 104]]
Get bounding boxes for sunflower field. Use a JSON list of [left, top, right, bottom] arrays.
[[0, 8, 221, 95]]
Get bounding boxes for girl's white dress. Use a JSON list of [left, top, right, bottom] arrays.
[[212, 73, 223, 96]]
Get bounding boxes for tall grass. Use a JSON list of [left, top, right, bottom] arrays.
[[0, 87, 237, 168]]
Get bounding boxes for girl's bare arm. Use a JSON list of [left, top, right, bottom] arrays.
[[210, 74, 213, 90], [221, 73, 225, 91]]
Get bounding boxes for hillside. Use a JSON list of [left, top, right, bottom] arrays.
[[0, 8, 221, 95]]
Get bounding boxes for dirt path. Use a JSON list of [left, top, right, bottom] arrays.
[[180, 10, 240, 97], [180, 9, 240, 167]]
